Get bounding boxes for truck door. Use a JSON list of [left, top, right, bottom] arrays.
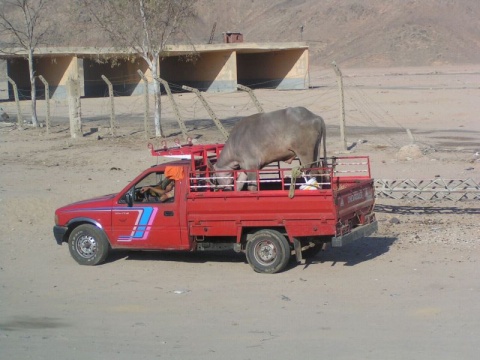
[[111, 170, 184, 249]]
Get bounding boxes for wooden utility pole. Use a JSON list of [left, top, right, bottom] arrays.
[[331, 61, 347, 150]]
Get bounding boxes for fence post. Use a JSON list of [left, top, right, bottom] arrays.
[[181, 85, 229, 140], [237, 84, 264, 113], [157, 77, 189, 139], [331, 61, 347, 151], [101, 75, 116, 136], [38, 75, 50, 134], [67, 77, 82, 138], [7, 76, 23, 126], [137, 70, 150, 139]]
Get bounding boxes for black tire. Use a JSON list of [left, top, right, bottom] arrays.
[[246, 229, 291, 274], [68, 224, 110, 266]]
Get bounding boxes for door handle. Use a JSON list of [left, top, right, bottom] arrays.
[[164, 211, 174, 217]]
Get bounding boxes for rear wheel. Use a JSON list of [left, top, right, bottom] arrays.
[[246, 229, 291, 274], [68, 224, 110, 265]]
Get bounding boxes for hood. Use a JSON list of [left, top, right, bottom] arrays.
[[56, 193, 117, 212]]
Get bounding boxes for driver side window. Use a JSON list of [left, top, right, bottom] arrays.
[[134, 172, 174, 203]]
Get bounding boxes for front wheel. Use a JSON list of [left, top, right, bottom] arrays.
[[68, 224, 110, 265], [246, 229, 291, 274]]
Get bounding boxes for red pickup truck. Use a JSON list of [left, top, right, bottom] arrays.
[[54, 143, 377, 273]]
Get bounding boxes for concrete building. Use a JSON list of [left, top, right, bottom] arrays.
[[0, 42, 309, 100]]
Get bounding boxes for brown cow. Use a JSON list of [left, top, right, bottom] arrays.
[[213, 106, 327, 190]]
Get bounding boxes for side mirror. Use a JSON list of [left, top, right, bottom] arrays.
[[125, 192, 133, 207]]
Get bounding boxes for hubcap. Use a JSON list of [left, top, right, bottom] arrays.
[[254, 240, 277, 265], [76, 234, 97, 259]]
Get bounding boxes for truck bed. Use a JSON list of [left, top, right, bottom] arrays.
[[184, 156, 376, 242]]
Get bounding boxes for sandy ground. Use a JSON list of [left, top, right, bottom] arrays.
[[1, 65, 479, 359]]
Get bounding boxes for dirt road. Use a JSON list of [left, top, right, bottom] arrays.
[[1, 65, 479, 359]]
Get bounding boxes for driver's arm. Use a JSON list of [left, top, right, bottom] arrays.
[[141, 185, 167, 196]]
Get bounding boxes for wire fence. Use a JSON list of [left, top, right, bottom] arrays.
[[2, 69, 478, 204], [0, 72, 342, 140], [1, 67, 477, 155]]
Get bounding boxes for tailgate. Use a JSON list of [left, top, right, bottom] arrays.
[[332, 178, 377, 246]]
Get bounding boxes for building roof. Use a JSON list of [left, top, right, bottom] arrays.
[[0, 42, 308, 58]]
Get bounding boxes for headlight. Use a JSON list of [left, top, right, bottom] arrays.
[[54, 214, 59, 225]]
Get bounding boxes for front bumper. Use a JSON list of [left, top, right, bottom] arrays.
[[331, 220, 378, 247], [53, 226, 68, 245]]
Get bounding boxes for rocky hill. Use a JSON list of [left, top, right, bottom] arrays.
[[193, 0, 480, 67], [49, 0, 480, 68]]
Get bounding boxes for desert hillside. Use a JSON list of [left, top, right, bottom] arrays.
[[193, 0, 480, 67], [45, 0, 480, 68]]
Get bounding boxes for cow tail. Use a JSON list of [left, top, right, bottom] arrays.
[[316, 117, 327, 168], [315, 117, 328, 186]]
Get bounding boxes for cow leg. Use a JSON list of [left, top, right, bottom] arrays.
[[235, 172, 248, 191], [297, 151, 325, 188], [236, 171, 258, 191], [247, 171, 259, 191]]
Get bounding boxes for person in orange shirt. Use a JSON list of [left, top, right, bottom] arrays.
[[140, 166, 183, 202], [140, 177, 174, 202]]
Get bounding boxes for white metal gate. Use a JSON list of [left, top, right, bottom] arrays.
[[375, 179, 480, 201]]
